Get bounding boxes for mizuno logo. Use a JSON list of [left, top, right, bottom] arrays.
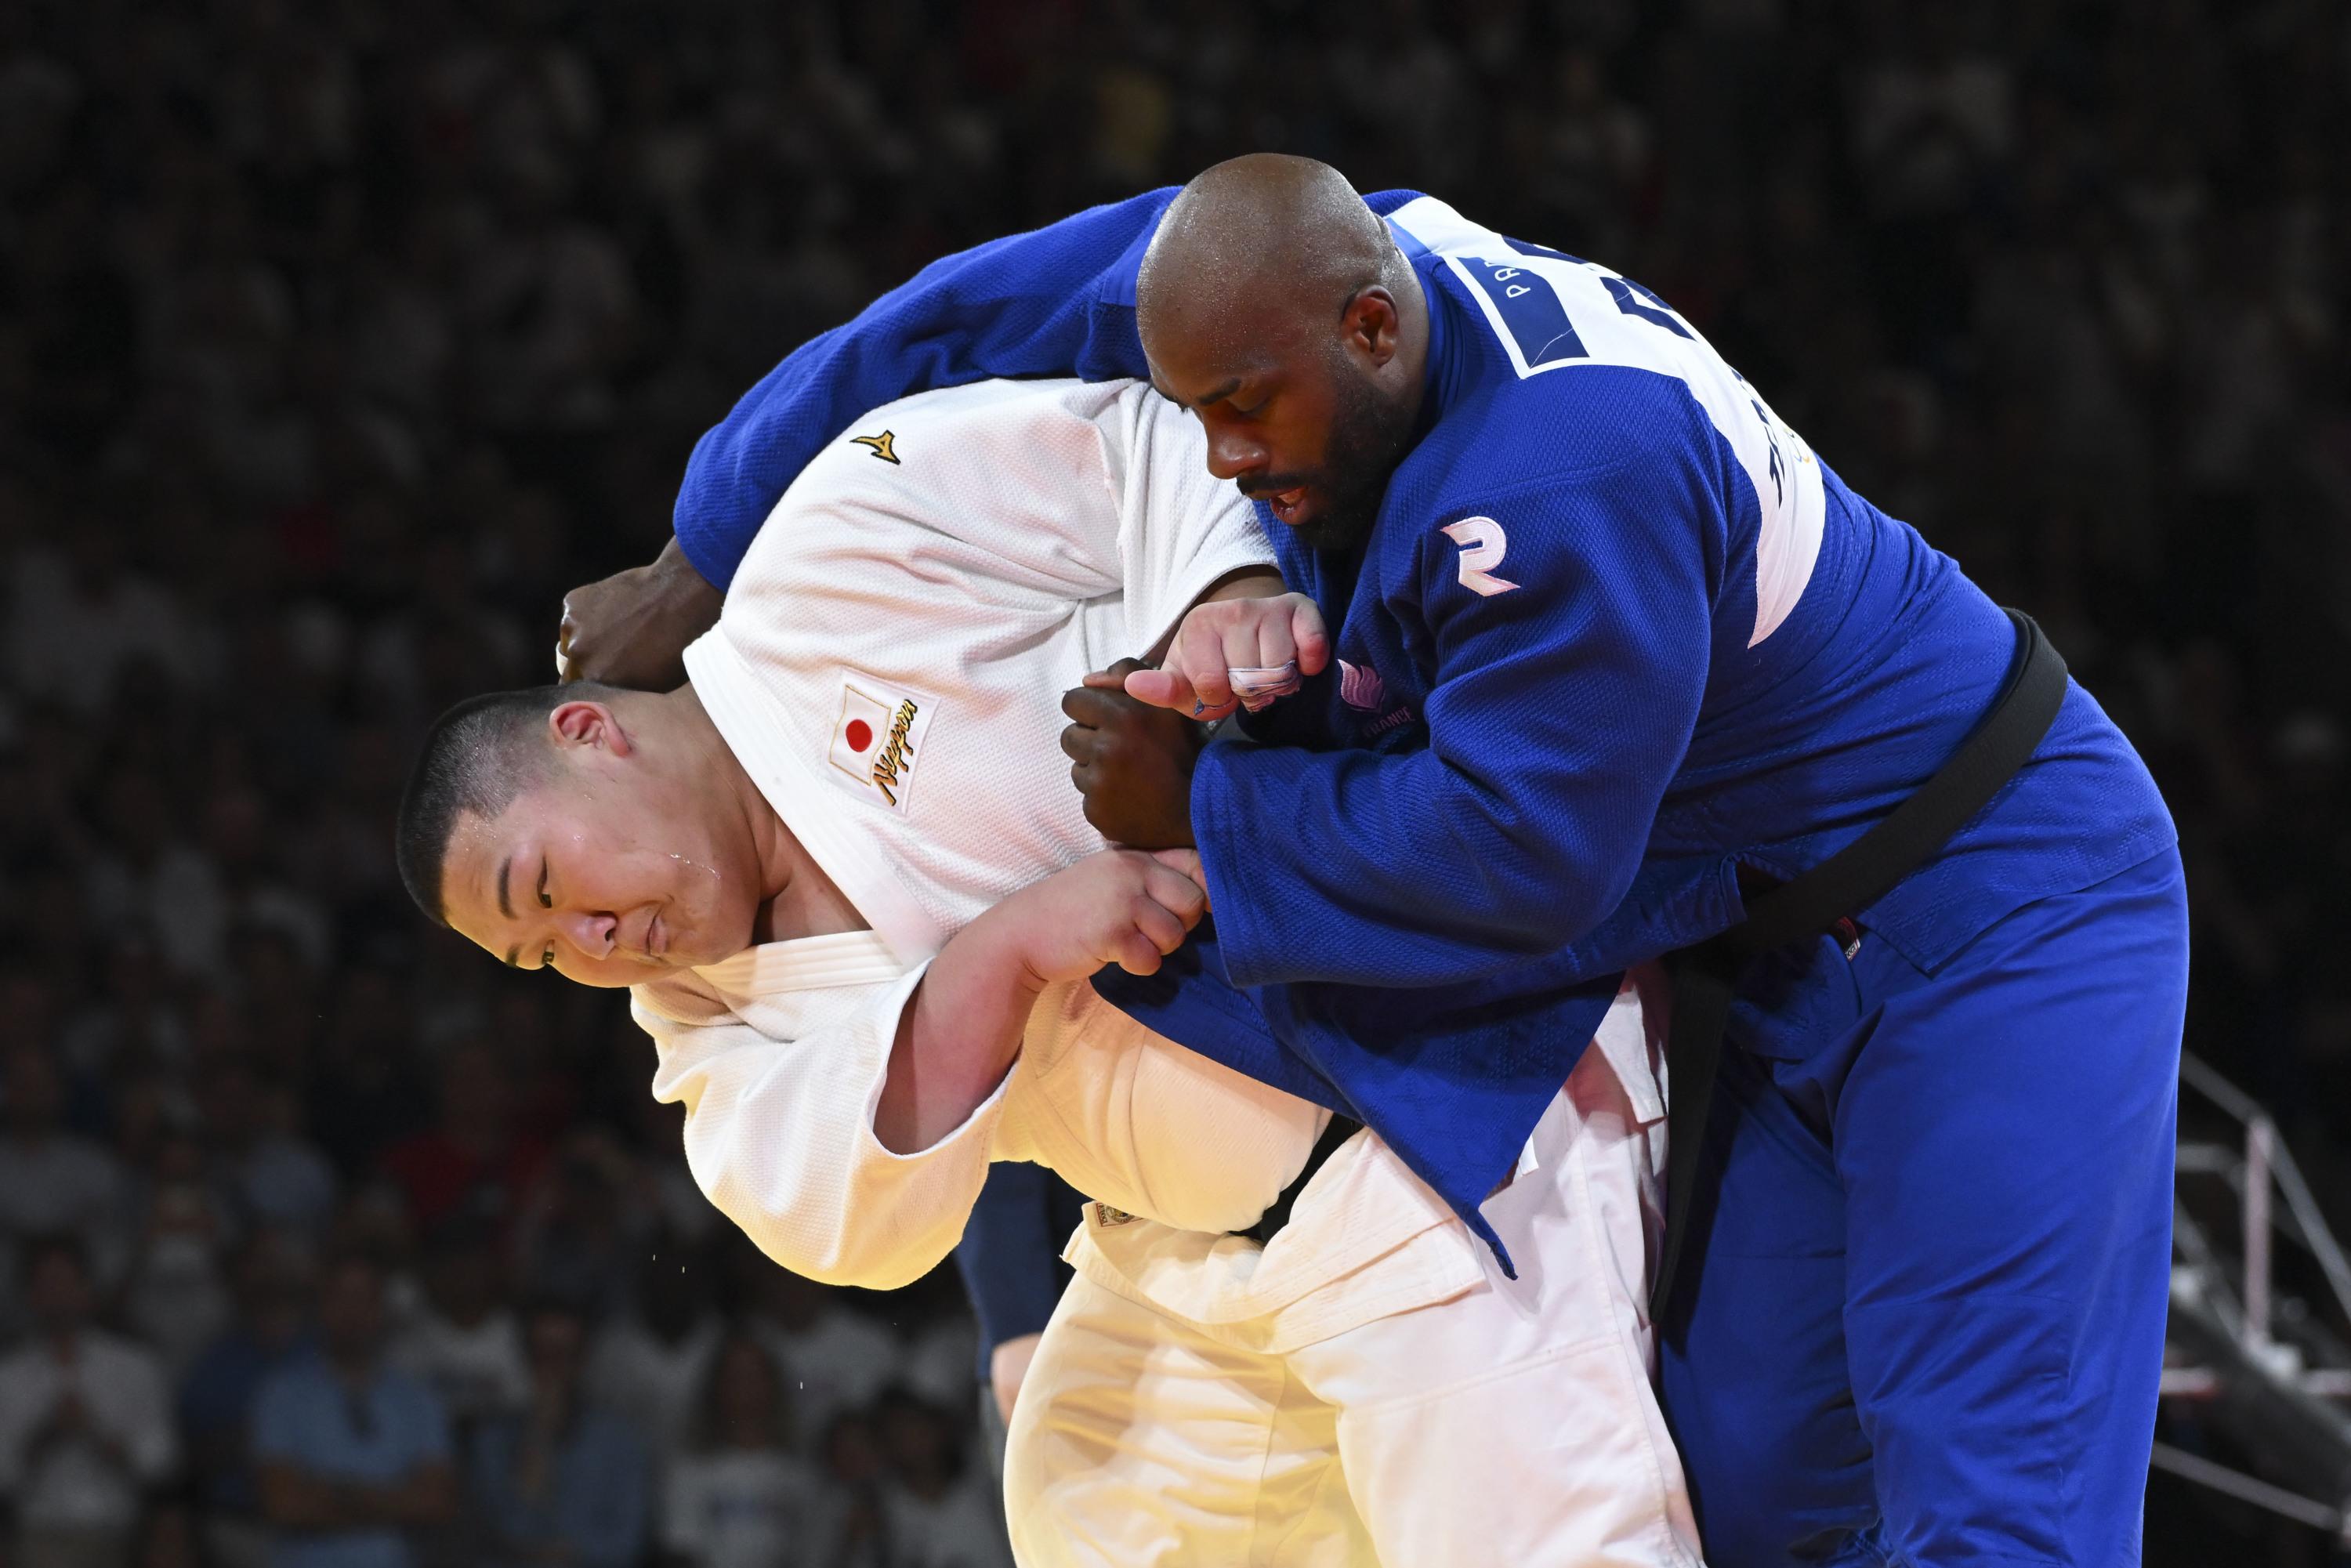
[[850, 430, 899, 464]]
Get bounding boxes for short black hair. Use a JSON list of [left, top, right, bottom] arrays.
[[395, 683, 607, 925]]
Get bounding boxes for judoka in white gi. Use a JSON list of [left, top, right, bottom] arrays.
[[394, 378, 1699, 1567]]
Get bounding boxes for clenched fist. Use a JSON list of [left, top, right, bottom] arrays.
[[995, 848, 1210, 984], [557, 537, 723, 690], [1061, 659, 1206, 849], [1121, 592, 1328, 721]]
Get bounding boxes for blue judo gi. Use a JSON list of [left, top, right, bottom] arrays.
[[673, 187, 2188, 1566]]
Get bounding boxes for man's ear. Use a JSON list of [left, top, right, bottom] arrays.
[[1342, 286, 1402, 367], [548, 700, 635, 758]]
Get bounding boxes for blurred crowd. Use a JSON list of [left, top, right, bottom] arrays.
[[0, 0, 2345, 1562]]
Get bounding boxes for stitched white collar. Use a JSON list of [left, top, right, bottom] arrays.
[[694, 928, 910, 997]]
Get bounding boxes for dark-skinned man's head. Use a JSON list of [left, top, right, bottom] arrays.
[[1137, 154, 1429, 553]]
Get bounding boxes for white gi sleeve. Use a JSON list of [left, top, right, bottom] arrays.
[[1103, 383, 1278, 655], [635, 969, 1011, 1291]]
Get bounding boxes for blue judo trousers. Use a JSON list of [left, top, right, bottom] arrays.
[[668, 183, 2189, 1565], [1672, 849, 2186, 1564]]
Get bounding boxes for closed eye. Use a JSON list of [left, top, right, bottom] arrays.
[[538, 860, 551, 909]]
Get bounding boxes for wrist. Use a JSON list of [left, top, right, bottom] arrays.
[[656, 536, 723, 600], [1197, 567, 1288, 605], [966, 889, 1060, 995]]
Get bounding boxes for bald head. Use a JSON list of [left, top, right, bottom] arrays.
[[1137, 155, 1428, 552], [1137, 155, 1404, 349]]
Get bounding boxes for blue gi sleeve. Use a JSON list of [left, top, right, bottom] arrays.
[[951, 1164, 1081, 1377], [671, 189, 1430, 588], [1192, 444, 1725, 990], [672, 189, 1171, 587]]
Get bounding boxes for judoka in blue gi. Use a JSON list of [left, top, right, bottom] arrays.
[[567, 155, 2188, 1566]]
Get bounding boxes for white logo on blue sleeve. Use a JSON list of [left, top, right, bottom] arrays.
[[1440, 516, 1520, 596]]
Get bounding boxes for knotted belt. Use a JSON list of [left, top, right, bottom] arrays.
[[1650, 609, 2069, 1324]]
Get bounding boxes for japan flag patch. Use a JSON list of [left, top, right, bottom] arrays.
[[828, 672, 938, 812]]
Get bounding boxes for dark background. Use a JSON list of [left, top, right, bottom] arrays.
[[2, 0, 2346, 1563]]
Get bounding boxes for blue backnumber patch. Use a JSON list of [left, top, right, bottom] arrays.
[[1460, 258, 1587, 368]]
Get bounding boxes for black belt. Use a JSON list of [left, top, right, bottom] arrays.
[[1241, 1110, 1364, 1246], [1650, 608, 2069, 1325]]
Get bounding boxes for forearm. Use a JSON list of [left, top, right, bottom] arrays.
[[874, 909, 1042, 1155], [652, 851, 1194, 1282], [873, 838, 1210, 1152]]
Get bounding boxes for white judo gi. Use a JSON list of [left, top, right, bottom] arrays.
[[634, 377, 1701, 1566]]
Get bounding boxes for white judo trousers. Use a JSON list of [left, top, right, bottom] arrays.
[[1004, 993, 1701, 1568]]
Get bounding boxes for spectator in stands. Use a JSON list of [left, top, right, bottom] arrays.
[[388, 1220, 527, 1436], [306, 971, 430, 1186], [78, 770, 219, 983], [200, 1057, 339, 1240], [468, 1297, 647, 1568], [0, 1048, 129, 1291], [899, 1320, 981, 1438], [180, 1230, 317, 1568], [871, 1392, 1009, 1568], [120, 1128, 237, 1382], [319, 1191, 427, 1339], [582, 1239, 720, 1469], [732, 1251, 894, 1457], [510, 1128, 647, 1323], [56, 932, 187, 1086], [4, 521, 188, 718], [661, 1333, 826, 1568], [252, 1251, 455, 1568], [0, 1233, 179, 1568], [815, 1414, 887, 1568], [379, 1043, 548, 1240], [136, 1502, 203, 1568]]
